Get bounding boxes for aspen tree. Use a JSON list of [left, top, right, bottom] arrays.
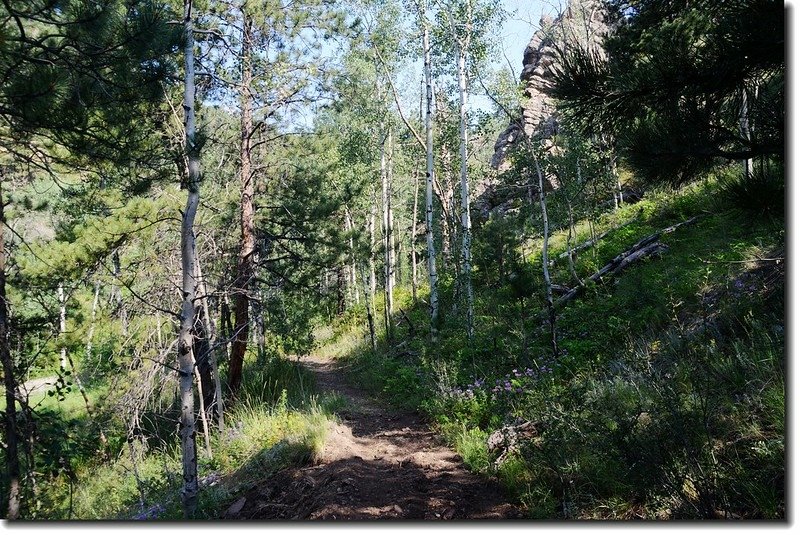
[[178, 0, 200, 517]]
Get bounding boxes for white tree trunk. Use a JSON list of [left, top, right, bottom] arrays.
[[368, 185, 377, 307], [739, 88, 753, 177], [382, 129, 395, 334], [532, 155, 558, 358], [456, 45, 474, 340], [387, 131, 396, 295], [58, 283, 67, 371], [423, 20, 439, 338], [179, 0, 199, 518], [411, 167, 420, 301]]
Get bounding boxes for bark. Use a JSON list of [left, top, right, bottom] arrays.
[[360, 265, 377, 351], [532, 155, 558, 358], [192, 289, 213, 420], [411, 167, 420, 301], [387, 131, 396, 294], [344, 207, 359, 306], [336, 265, 346, 315], [229, 9, 255, 397], [456, 43, 474, 340], [368, 185, 377, 308], [551, 208, 643, 264], [423, 19, 439, 338], [381, 129, 395, 340], [58, 283, 67, 371], [739, 88, 753, 177], [195, 258, 223, 431], [557, 242, 668, 306], [178, 0, 200, 517], [191, 354, 212, 460], [1, 181, 21, 519], [565, 201, 583, 288], [556, 216, 702, 306]]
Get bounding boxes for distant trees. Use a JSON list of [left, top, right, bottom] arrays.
[[433, 0, 504, 340], [203, 0, 347, 396]]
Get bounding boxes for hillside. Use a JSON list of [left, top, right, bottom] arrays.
[[323, 174, 785, 519], [0, 0, 783, 522]]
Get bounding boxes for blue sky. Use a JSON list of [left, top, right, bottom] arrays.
[[498, 0, 559, 73], [291, 0, 563, 128], [464, 0, 558, 113]]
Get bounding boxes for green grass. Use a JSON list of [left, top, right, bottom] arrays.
[[315, 174, 785, 519], [7, 355, 339, 520]]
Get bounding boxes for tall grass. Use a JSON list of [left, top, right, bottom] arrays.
[[25, 355, 338, 519]]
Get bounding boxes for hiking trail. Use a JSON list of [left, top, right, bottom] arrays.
[[224, 352, 521, 520]]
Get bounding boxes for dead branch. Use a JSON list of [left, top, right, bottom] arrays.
[[555, 215, 703, 307]]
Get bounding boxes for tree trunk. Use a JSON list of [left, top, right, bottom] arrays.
[[456, 44, 474, 340], [739, 88, 753, 177], [411, 166, 420, 301], [195, 258, 223, 431], [360, 265, 377, 352], [382, 129, 395, 340], [58, 283, 67, 371], [178, 0, 200, 517], [1, 181, 21, 519], [229, 10, 255, 397], [388, 131, 396, 294], [337, 265, 346, 315], [344, 207, 359, 306], [192, 353, 213, 460], [532, 155, 558, 359], [368, 185, 377, 309], [566, 201, 583, 288], [423, 20, 439, 338]]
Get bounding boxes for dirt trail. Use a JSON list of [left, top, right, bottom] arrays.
[[225, 353, 521, 520]]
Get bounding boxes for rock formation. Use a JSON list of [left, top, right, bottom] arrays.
[[490, 0, 610, 172]]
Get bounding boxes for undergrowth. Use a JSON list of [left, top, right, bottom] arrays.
[[12, 356, 339, 519], [324, 174, 785, 519]]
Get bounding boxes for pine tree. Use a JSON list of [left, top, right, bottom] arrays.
[[551, 0, 784, 183]]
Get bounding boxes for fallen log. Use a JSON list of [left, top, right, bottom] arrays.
[[551, 208, 644, 265], [487, 421, 541, 467], [555, 214, 702, 307]]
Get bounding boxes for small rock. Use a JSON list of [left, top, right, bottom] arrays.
[[393, 505, 403, 514], [225, 497, 247, 516]]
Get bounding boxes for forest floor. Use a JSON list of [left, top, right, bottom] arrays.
[[223, 352, 521, 520]]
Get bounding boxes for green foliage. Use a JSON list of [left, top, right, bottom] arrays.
[[22, 354, 335, 520], [551, 0, 784, 184], [719, 159, 785, 220], [319, 173, 784, 519]]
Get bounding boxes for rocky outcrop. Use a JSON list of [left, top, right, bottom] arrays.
[[490, 0, 610, 172]]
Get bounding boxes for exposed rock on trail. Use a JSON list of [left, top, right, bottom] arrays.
[[224, 353, 521, 520]]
